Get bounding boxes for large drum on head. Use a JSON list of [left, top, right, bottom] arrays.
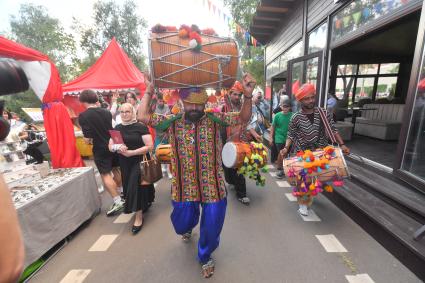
[[149, 32, 239, 89], [283, 147, 349, 186], [222, 142, 252, 168]]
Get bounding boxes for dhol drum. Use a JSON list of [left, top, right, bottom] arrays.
[[149, 32, 239, 89], [155, 144, 172, 164], [222, 142, 252, 168], [283, 147, 349, 186]]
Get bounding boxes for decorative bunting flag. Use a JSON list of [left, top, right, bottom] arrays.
[[198, 0, 261, 47]]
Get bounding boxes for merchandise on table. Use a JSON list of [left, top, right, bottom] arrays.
[[7, 166, 91, 208]]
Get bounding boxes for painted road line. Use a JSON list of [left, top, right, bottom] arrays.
[[345, 274, 375, 283], [60, 269, 91, 283], [89, 235, 118, 252], [113, 213, 134, 224], [315, 234, 348, 253], [276, 180, 291, 187], [269, 171, 277, 177], [285, 193, 297, 202], [300, 209, 321, 221]]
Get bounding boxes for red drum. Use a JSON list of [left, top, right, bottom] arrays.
[[155, 144, 172, 164], [222, 142, 252, 168], [283, 147, 349, 186]]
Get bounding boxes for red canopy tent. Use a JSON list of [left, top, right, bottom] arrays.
[[62, 38, 146, 116], [0, 36, 84, 168]]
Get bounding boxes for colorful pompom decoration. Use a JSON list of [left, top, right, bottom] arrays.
[[236, 142, 268, 187]]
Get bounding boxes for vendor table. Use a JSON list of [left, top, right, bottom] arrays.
[[13, 167, 101, 267]]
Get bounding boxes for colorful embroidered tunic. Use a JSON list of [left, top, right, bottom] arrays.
[[149, 112, 240, 203]]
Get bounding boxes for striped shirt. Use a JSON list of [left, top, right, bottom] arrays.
[[287, 107, 337, 152]]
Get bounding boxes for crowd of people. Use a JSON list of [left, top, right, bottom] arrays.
[[73, 73, 350, 278]]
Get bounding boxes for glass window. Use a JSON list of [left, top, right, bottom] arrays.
[[354, 77, 375, 102], [402, 52, 425, 180], [358, 64, 379, 75], [306, 57, 319, 86], [308, 22, 328, 54], [336, 77, 354, 105], [376, 77, 397, 100], [379, 63, 400, 74], [332, 0, 414, 42], [337, 64, 358, 76], [280, 41, 303, 74]]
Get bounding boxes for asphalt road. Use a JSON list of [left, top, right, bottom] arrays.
[[29, 165, 421, 283]]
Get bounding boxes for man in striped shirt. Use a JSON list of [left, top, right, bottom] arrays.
[[280, 83, 349, 216]]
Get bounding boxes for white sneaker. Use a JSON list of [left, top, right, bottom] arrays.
[[298, 204, 308, 216]]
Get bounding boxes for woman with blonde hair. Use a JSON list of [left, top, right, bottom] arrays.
[[109, 103, 155, 234]]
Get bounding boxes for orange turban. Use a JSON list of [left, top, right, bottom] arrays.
[[230, 81, 244, 94], [295, 83, 316, 101]]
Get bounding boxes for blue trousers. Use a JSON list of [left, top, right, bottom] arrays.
[[171, 199, 227, 264]]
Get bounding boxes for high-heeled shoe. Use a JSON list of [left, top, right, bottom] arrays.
[[131, 218, 144, 235]]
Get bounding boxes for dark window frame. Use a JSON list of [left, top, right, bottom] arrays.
[[336, 63, 400, 105]]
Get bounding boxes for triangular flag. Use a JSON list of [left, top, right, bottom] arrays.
[[212, 4, 216, 14], [208, 0, 211, 11]]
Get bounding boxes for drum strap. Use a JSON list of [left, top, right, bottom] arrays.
[[317, 108, 337, 145]]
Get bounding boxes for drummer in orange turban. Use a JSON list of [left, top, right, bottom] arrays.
[[294, 83, 316, 101]]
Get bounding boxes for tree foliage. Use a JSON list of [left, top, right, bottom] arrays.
[[224, 0, 264, 88], [10, 3, 78, 82], [76, 0, 148, 72], [7, 4, 73, 120]]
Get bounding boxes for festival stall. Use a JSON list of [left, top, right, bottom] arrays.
[[0, 36, 84, 169], [62, 37, 146, 156], [0, 38, 100, 271]]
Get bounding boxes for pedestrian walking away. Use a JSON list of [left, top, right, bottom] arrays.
[[78, 90, 124, 217]]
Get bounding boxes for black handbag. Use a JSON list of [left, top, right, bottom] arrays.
[[140, 152, 163, 183]]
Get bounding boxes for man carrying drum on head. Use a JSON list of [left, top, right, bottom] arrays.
[[280, 83, 350, 216], [138, 74, 255, 278], [221, 81, 251, 205]]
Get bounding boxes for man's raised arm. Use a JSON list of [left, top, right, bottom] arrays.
[[137, 74, 154, 124], [239, 73, 256, 123]]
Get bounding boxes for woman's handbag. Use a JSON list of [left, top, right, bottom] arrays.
[[140, 152, 163, 183]]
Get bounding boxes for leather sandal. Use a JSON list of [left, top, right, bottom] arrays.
[[182, 231, 192, 242], [201, 258, 214, 278]]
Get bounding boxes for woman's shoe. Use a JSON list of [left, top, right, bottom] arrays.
[[132, 217, 144, 234]]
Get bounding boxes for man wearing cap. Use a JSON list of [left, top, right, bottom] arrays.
[[280, 83, 349, 216], [138, 74, 256, 278], [221, 81, 250, 205], [270, 95, 293, 179]]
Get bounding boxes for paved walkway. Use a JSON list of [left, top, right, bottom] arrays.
[[30, 165, 420, 283]]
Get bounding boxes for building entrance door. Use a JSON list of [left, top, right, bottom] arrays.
[[287, 51, 323, 111]]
